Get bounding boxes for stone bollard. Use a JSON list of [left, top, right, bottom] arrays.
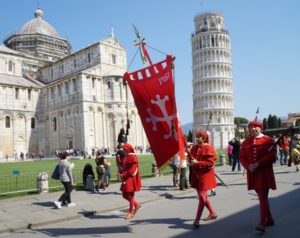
[[152, 160, 159, 177], [219, 154, 226, 166], [37, 172, 49, 193]]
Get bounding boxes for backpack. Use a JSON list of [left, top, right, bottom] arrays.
[[51, 164, 60, 180]]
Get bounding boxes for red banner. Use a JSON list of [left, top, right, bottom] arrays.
[[124, 55, 184, 169]]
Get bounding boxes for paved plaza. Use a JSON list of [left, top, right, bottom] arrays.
[[0, 164, 299, 237]]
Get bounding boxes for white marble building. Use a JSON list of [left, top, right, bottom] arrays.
[[0, 8, 147, 157], [191, 12, 235, 149]]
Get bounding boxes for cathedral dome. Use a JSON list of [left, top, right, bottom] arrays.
[[19, 7, 60, 38]]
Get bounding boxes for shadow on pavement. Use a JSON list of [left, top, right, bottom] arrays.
[[130, 218, 192, 230], [220, 172, 243, 175], [35, 225, 132, 236], [171, 187, 300, 238], [142, 185, 176, 191], [87, 214, 123, 220], [163, 195, 197, 200], [32, 201, 55, 208], [29, 183, 300, 237], [227, 182, 247, 186], [275, 171, 293, 175]]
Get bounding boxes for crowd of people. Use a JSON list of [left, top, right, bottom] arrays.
[[51, 123, 300, 233], [226, 131, 300, 173], [162, 121, 298, 232], [54, 142, 142, 219], [276, 133, 300, 171], [53, 128, 142, 220]]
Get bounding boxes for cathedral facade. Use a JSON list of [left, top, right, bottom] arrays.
[[191, 12, 235, 149], [0, 8, 147, 157]]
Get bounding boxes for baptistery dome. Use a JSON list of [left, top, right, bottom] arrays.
[[4, 7, 71, 65], [19, 8, 60, 38]]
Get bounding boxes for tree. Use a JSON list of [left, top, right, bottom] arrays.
[[272, 115, 278, 128], [234, 117, 248, 125], [278, 118, 282, 128], [268, 114, 274, 129], [234, 117, 248, 139], [264, 114, 282, 129], [263, 118, 268, 129], [187, 130, 193, 142]]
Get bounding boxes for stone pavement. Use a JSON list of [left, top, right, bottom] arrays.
[[0, 165, 283, 235]]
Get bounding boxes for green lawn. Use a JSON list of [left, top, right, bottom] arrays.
[[0, 149, 227, 198], [0, 155, 155, 176], [0, 154, 170, 198]]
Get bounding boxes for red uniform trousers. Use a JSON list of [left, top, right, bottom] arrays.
[[195, 190, 216, 222], [255, 189, 273, 225], [122, 191, 140, 213]]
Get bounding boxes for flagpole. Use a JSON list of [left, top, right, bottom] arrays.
[[132, 25, 152, 66], [254, 106, 259, 120]]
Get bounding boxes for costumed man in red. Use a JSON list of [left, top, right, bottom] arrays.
[[119, 143, 142, 219], [190, 130, 218, 229], [239, 120, 276, 232]]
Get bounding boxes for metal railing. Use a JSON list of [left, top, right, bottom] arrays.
[[0, 161, 172, 196]]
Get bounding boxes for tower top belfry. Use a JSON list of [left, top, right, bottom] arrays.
[[194, 12, 226, 33]]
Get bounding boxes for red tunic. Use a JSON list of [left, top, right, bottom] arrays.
[[190, 144, 217, 190], [239, 134, 277, 190], [121, 153, 142, 192]]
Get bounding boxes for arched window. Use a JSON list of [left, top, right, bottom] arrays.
[[92, 78, 95, 89], [5, 116, 10, 128], [112, 54, 116, 64], [72, 78, 77, 91], [211, 36, 215, 47], [8, 60, 13, 72], [31, 118, 35, 129], [65, 81, 69, 94], [15, 88, 19, 99], [58, 85, 61, 96], [53, 117, 57, 131], [28, 89, 32, 100]]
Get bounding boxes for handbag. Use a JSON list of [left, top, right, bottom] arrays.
[[51, 164, 60, 180], [96, 165, 104, 175]]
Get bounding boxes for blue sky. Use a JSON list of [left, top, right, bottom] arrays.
[[1, 0, 299, 124]]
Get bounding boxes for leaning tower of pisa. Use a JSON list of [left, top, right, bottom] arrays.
[[191, 12, 235, 149]]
